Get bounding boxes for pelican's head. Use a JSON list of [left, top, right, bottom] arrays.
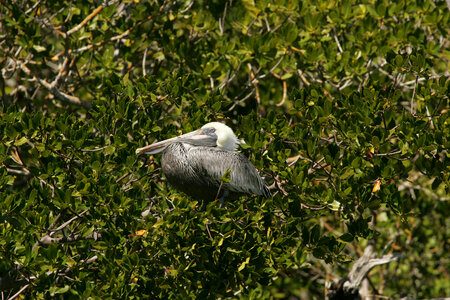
[[201, 122, 239, 151], [136, 122, 240, 155]]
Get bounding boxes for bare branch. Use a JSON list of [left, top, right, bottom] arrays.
[[328, 244, 403, 300], [219, 1, 228, 35], [276, 81, 287, 107], [80, 146, 108, 152], [345, 245, 402, 291], [37, 232, 101, 246], [65, 5, 104, 37], [143, 47, 148, 76], [248, 64, 261, 118], [297, 70, 310, 86], [410, 75, 419, 115], [334, 34, 343, 53], [8, 56, 91, 108], [7, 283, 30, 300]]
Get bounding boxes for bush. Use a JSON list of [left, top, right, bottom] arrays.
[[1, 1, 449, 298]]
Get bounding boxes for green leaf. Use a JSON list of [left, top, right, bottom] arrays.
[[338, 233, 354, 243], [238, 257, 250, 272], [220, 169, 232, 183], [14, 137, 28, 146], [33, 45, 46, 52]]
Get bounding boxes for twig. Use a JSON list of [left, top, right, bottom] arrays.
[[205, 223, 213, 240], [5, 168, 30, 176], [259, 55, 285, 79], [263, 16, 271, 32], [116, 172, 132, 184], [179, 1, 194, 13], [272, 174, 288, 196], [425, 105, 434, 129], [301, 203, 326, 210], [297, 70, 310, 86], [214, 181, 224, 202], [219, 1, 228, 35], [47, 212, 63, 232], [338, 79, 352, 91], [80, 146, 108, 152], [276, 81, 287, 107], [271, 16, 290, 33], [373, 150, 402, 157], [7, 283, 30, 300], [39, 232, 100, 245], [37, 176, 55, 198], [218, 60, 242, 91], [25, 0, 42, 14], [65, 5, 104, 37], [227, 90, 254, 111], [142, 46, 149, 76], [410, 75, 419, 115], [334, 34, 343, 53], [248, 64, 261, 118], [345, 245, 403, 292], [12, 58, 91, 108], [244, 13, 261, 35], [32, 210, 89, 251], [53, 210, 88, 232]]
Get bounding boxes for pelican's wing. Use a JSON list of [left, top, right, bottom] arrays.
[[187, 147, 271, 198]]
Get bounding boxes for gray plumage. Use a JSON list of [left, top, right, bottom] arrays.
[[136, 122, 271, 203], [162, 143, 271, 202]]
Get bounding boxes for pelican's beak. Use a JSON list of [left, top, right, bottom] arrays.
[[136, 128, 217, 155]]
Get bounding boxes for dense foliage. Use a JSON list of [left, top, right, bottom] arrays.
[[1, 0, 449, 298]]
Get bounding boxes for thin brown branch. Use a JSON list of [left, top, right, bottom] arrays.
[[37, 232, 101, 246], [219, 1, 228, 35], [80, 146, 108, 152], [297, 70, 310, 86], [205, 223, 213, 240], [214, 181, 224, 203], [116, 172, 132, 184], [248, 64, 261, 118], [65, 5, 104, 37], [37, 176, 55, 198], [276, 81, 287, 107], [410, 75, 419, 115], [32, 210, 89, 251], [10, 57, 90, 108], [228, 90, 254, 111], [7, 283, 30, 300], [373, 150, 402, 157], [52, 210, 88, 233], [142, 47, 148, 76]]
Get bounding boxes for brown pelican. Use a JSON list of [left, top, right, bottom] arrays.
[[136, 122, 271, 204]]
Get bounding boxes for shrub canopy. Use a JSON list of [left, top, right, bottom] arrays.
[[0, 0, 449, 298]]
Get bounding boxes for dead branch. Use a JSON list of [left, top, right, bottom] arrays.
[[328, 244, 403, 300]]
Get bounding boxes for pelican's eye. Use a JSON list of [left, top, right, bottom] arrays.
[[202, 127, 216, 137]]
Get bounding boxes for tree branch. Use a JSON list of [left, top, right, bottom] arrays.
[[328, 244, 403, 300]]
